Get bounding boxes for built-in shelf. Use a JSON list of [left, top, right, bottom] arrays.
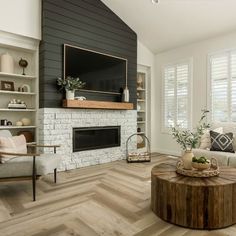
[[27, 142, 37, 145], [63, 100, 134, 110], [137, 110, 145, 113], [0, 90, 36, 95], [0, 108, 36, 112], [137, 99, 145, 102], [0, 126, 36, 130], [0, 72, 36, 79], [0, 37, 38, 145], [137, 121, 146, 124], [137, 88, 145, 91], [137, 132, 145, 135]]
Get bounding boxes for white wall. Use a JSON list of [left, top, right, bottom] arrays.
[[0, 0, 41, 39], [154, 31, 236, 155], [137, 40, 157, 151]]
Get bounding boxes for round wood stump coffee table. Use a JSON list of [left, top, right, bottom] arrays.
[[151, 162, 236, 229]]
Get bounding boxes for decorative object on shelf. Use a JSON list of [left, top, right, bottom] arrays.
[[75, 96, 86, 101], [137, 135, 143, 144], [122, 86, 129, 102], [137, 104, 141, 111], [137, 127, 141, 133], [192, 156, 210, 170], [17, 130, 33, 143], [176, 158, 219, 177], [7, 121, 12, 126], [57, 76, 86, 100], [16, 121, 23, 126], [126, 133, 151, 162], [1, 80, 14, 91], [137, 74, 143, 89], [19, 84, 31, 92], [172, 109, 210, 170], [137, 91, 140, 99], [8, 99, 27, 109], [0, 119, 7, 126], [0, 52, 14, 73], [137, 115, 143, 121], [19, 58, 28, 75], [21, 117, 31, 126]]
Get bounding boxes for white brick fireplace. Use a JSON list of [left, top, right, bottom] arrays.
[[38, 108, 137, 170]]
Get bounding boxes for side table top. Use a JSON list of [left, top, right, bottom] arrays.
[[151, 161, 236, 186]]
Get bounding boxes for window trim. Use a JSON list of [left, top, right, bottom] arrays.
[[161, 58, 193, 134], [207, 48, 236, 122]]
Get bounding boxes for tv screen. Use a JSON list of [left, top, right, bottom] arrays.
[[64, 44, 127, 95]]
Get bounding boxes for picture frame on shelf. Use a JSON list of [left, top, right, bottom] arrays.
[[1, 80, 14, 91]]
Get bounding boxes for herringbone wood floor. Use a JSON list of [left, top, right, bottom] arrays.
[[0, 154, 235, 236]]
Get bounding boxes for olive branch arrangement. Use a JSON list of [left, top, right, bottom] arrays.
[[172, 109, 210, 151]]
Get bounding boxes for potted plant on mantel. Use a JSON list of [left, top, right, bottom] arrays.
[[172, 109, 210, 170], [57, 76, 86, 100]]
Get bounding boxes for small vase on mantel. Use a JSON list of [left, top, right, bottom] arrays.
[[66, 89, 75, 100], [182, 150, 194, 170]]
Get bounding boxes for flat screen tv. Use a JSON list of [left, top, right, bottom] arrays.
[[64, 44, 127, 95]]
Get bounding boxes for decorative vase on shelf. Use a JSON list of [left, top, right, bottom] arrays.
[[66, 90, 75, 100], [182, 150, 194, 170], [0, 52, 14, 73], [137, 74, 143, 89]]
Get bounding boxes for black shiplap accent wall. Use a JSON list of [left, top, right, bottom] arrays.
[[40, 0, 137, 108]]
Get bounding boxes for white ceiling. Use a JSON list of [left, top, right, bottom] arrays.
[[101, 0, 236, 53]]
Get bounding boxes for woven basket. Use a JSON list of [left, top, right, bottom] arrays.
[[126, 133, 151, 163], [176, 157, 219, 178]]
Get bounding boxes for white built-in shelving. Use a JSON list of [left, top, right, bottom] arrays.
[[0, 31, 39, 141], [137, 65, 150, 150]]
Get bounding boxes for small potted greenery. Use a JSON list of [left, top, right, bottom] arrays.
[[57, 76, 86, 100], [192, 156, 210, 170], [172, 109, 210, 169]]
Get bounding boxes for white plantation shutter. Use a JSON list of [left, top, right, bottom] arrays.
[[210, 50, 236, 122], [163, 61, 191, 131]]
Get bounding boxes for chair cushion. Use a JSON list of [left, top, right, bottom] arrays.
[[0, 154, 61, 178], [0, 135, 27, 163]]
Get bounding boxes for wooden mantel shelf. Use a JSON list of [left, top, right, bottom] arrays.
[[63, 100, 134, 110]]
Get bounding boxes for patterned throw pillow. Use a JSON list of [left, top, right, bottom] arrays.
[[210, 130, 235, 153]]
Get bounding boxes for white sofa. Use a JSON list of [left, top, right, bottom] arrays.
[[193, 122, 236, 167]]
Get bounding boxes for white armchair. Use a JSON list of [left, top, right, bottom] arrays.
[[0, 130, 61, 201]]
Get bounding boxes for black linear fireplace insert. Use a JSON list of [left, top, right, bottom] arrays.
[[73, 126, 121, 152]]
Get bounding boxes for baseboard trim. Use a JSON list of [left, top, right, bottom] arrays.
[[152, 148, 181, 157]]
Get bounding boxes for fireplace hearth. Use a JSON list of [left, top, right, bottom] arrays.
[[73, 126, 121, 152]]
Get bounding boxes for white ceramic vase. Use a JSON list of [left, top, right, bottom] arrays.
[[182, 150, 194, 170], [0, 52, 14, 73], [66, 90, 75, 100], [123, 86, 129, 102]]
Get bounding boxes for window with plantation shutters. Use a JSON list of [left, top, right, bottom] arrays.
[[210, 50, 236, 122], [163, 61, 191, 131]]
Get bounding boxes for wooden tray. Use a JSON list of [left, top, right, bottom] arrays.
[[176, 158, 220, 178]]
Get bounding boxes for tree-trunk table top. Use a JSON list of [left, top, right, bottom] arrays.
[[151, 161, 236, 229]]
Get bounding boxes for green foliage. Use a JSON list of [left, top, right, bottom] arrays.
[[172, 109, 210, 151], [192, 156, 209, 164], [57, 76, 86, 91]]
